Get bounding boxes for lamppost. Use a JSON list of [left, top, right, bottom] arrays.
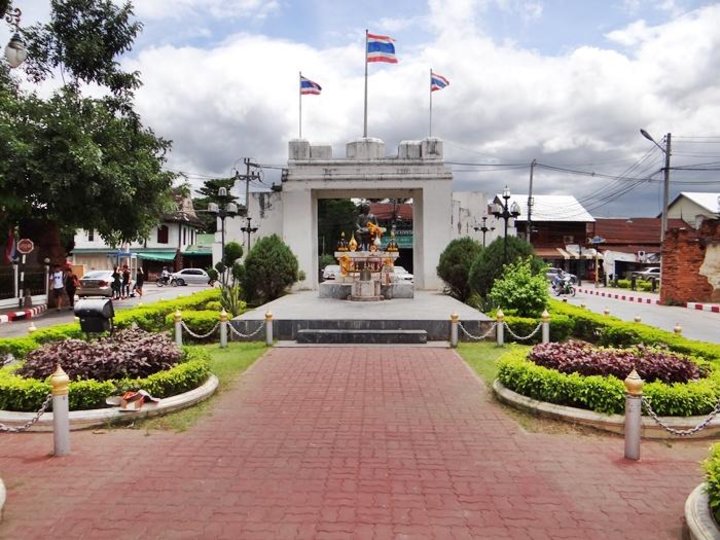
[[640, 129, 672, 242], [208, 187, 238, 259], [473, 216, 495, 248], [241, 216, 259, 251], [491, 186, 521, 263], [4, 7, 27, 68]]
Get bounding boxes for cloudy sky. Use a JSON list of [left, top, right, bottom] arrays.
[[6, 0, 720, 217]]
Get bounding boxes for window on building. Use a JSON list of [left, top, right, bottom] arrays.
[[183, 227, 187, 245], [157, 225, 169, 244], [87, 229, 94, 242]]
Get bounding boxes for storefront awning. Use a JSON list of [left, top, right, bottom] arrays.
[[138, 251, 177, 262], [534, 248, 570, 259]]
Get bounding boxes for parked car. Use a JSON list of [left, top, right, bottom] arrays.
[[393, 266, 414, 283], [322, 265, 341, 281], [632, 267, 661, 280], [545, 267, 577, 284], [170, 268, 211, 286], [77, 270, 115, 298]]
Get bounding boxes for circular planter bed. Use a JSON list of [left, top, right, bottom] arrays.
[[495, 341, 720, 438], [685, 483, 720, 539]]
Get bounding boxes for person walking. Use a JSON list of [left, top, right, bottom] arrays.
[[134, 268, 144, 297], [111, 266, 122, 300], [50, 264, 65, 311], [121, 264, 131, 298], [63, 265, 79, 309]]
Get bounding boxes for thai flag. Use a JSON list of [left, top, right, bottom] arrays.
[[431, 71, 449, 92], [300, 76, 322, 95], [367, 33, 397, 64], [4, 228, 16, 264]]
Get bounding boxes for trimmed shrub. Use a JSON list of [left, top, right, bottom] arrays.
[[504, 313, 573, 344], [165, 310, 225, 343], [242, 234, 299, 304], [436, 237, 483, 301], [703, 443, 720, 523], [488, 258, 549, 317], [468, 235, 544, 297]]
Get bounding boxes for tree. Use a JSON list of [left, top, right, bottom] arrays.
[[212, 241, 244, 316], [242, 234, 299, 304], [317, 199, 358, 255], [436, 237, 483, 301], [1, 1, 176, 248], [193, 178, 240, 234], [488, 258, 549, 317], [468, 236, 542, 297]]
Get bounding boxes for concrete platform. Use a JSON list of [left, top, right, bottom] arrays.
[[231, 289, 491, 342]]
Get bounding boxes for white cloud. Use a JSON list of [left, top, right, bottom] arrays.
[[133, 0, 280, 21]]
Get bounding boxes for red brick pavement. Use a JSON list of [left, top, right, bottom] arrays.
[[0, 348, 711, 539]]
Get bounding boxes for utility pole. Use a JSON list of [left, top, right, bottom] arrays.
[[661, 133, 671, 243], [242, 158, 260, 217], [527, 159, 536, 243]]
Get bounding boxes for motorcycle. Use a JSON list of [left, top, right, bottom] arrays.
[[554, 276, 576, 297], [157, 275, 173, 287]]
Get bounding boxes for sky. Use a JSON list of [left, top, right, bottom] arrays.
[[5, 0, 720, 218]]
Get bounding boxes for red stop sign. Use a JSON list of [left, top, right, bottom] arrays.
[[16, 238, 34, 255]]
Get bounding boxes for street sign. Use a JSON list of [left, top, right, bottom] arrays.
[[16, 238, 34, 255]]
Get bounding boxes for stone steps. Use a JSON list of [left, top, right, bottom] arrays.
[[296, 328, 427, 344]]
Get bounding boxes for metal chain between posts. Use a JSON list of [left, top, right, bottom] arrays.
[[227, 322, 265, 339], [458, 321, 498, 341], [2, 354, 15, 367], [503, 321, 542, 341], [0, 394, 53, 433], [180, 321, 220, 340], [641, 395, 720, 437]]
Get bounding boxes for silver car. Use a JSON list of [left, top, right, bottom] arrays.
[[170, 268, 211, 286], [77, 270, 115, 297]]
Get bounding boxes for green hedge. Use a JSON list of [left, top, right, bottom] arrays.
[[504, 314, 573, 344], [704, 444, 720, 523], [497, 348, 720, 416], [0, 348, 211, 412]]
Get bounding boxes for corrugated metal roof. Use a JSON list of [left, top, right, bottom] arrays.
[[677, 192, 720, 214], [495, 194, 594, 223]]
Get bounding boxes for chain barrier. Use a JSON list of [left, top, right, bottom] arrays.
[[0, 394, 53, 433], [179, 321, 220, 340], [457, 321, 497, 341], [2, 354, 15, 367], [641, 396, 720, 437], [503, 321, 542, 341], [227, 321, 265, 339]]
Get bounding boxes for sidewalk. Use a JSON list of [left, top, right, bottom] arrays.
[[0, 347, 708, 539], [575, 285, 660, 305]]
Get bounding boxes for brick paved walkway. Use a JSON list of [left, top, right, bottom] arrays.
[[0, 348, 710, 539]]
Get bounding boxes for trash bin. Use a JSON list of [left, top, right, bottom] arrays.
[[74, 298, 115, 333]]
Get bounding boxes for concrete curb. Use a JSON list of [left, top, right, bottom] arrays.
[[493, 380, 720, 439], [685, 483, 719, 540], [0, 304, 48, 325], [576, 287, 659, 305], [688, 302, 720, 314], [0, 375, 218, 431]]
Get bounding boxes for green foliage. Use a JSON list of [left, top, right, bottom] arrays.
[[468, 236, 541, 297], [242, 234, 299, 304], [318, 199, 358, 255], [616, 279, 631, 289], [223, 241, 244, 267], [164, 310, 230, 343], [193, 178, 240, 233], [504, 314, 573, 344], [436, 237, 483, 301], [488, 258, 549, 317], [319, 253, 336, 270], [704, 444, 720, 522]]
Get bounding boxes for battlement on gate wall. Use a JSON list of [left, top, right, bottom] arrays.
[[288, 137, 444, 162]]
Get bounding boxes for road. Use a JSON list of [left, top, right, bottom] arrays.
[[0, 283, 212, 339], [558, 286, 719, 344]]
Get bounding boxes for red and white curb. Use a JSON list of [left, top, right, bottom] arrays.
[[0, 304, 47, 325], [576, 288, 659, 305], [687, 303, 720, 314]]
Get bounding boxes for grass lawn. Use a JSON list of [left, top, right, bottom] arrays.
[[457, 341, 529, 388], [134, 341, 267, 433]]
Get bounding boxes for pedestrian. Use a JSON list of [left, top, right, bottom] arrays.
[[63, 265, 79, 309], [121, 264, 130, 298], [111, 266, 122, 300], [50, 264, 65, 311], [134, 268, 144, 297]]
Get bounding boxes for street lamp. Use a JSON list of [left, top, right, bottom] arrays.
[[491, 186, 521, 263], [473, 216, 495, 248], [241, 216, 259, 251], [640, 129, 672, 242], [208, 187, 238, 259], [4, 7, 27, 68]]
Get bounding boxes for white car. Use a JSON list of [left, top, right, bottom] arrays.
[[170, 268, 211, 286], [393, 266, 414, 283], [322, 265, 341, 281]]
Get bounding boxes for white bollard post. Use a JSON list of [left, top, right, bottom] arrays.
[[174, 309, 183, 347], [51, 364, 70, 456], [624, 369, 644, 461], [265, 311, 273, 346], [541, 309, 550, 344], [496, 309, 505, 347], [450, 313, 459, 348], [219, 309, 228, 348]]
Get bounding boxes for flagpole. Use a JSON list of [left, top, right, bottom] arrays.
[[429, 68, 433, 138], [363, 29, 368, 138], [299, 71, 303, 139]]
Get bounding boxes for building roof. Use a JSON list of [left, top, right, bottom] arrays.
[[667, 192, 720, 216], [369, 202, 413, 222], [593, 217, 688, 245], [497, 194, 595, 223]]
